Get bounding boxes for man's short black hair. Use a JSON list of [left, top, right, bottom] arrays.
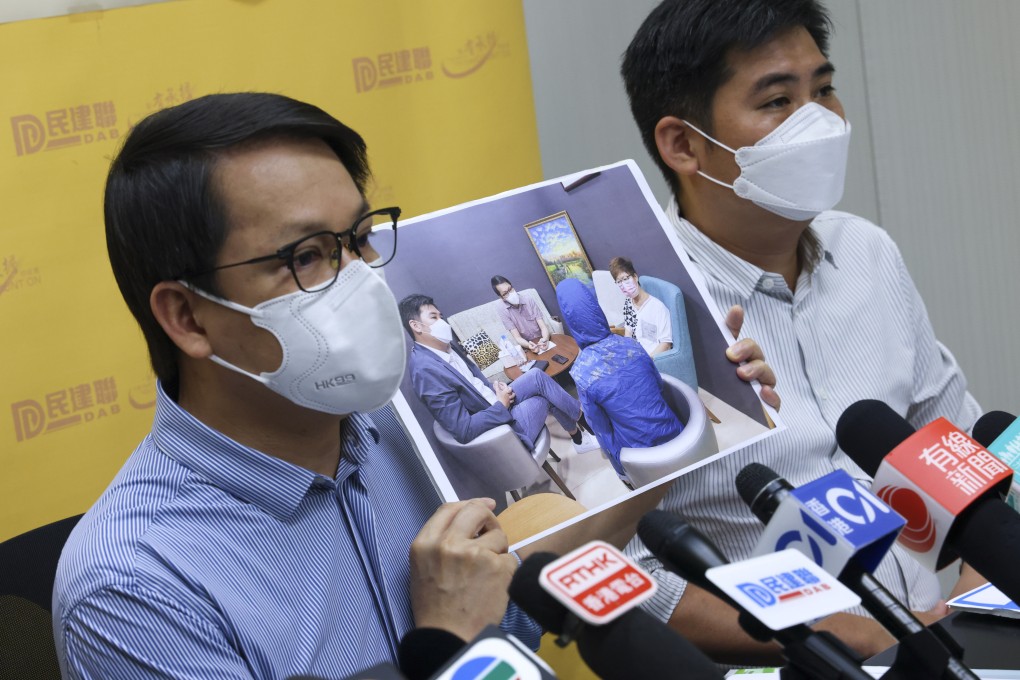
[[621, 0, 832, 201], [490, 275, 512, 296], [398, 293, 436, 339], [105, 92, 370, 388]]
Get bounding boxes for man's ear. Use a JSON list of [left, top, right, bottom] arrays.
[[654, 116, 701, 178], [150, 281, 213, 359]]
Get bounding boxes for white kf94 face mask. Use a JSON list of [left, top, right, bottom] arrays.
[[684, 102, 852, 222], [184, 260, 406, 415], [426, 318, 455, 345]]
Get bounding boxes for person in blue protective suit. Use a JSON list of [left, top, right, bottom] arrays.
[[555, 278, 683, 482]]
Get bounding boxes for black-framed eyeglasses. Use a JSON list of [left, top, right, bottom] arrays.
[[182, 206, 400, 293]]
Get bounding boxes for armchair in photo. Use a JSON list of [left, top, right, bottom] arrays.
[[618, 375, 718, 488], [638, 276, 698, 391]]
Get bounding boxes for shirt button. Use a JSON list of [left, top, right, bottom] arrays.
[[761, 278, 774, 290], [818, 388, 828, 400]]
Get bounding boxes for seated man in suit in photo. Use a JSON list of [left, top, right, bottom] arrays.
[[400, 294, 599, 455], [556, 278, 684, 484]]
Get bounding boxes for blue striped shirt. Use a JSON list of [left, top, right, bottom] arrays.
[[631, 202, 982, 623], [53, 382, 539, 679]]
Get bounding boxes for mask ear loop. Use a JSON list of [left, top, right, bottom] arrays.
[[176, 280, 274, 384], [178, 280, 264, 318], [681, 120, 742, 191], [682, 120, 739, 154]]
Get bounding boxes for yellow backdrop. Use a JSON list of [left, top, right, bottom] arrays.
[[0, 0, 542, 541]]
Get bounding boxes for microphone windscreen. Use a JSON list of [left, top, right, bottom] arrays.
[[972, 411, 1017, 448], [575, 608, 723, 680], [507, 552, 570, 634], [949, 496, 1020, 603], [836, 400, 915, 476], [735, 462, 781, 509], [636, 510, 728, 582], [636, 510, 683, 569], [397, 628, 465, 680]]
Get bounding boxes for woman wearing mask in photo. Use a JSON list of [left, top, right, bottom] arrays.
[[610, 256, 672, 358]]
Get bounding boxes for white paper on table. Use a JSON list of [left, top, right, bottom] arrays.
[[947, 582, 1020, 619]]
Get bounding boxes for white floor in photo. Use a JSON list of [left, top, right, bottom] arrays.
[[504, 387, 771, 511], [505, 415, 630, 509]]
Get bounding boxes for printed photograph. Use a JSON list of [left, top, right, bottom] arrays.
[[384, 160, 783, 548]]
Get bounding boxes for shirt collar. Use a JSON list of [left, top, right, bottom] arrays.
[[151, 381, 379, 521], [339, 411, 381, 467], [664, 195, 836, 301], [418, 341, 453, 363]]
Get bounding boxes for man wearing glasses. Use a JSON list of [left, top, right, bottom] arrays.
[[52, 92, 539, 679], [490, 275, 550, 354]]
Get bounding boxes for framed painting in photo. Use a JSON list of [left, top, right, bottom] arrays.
[[524, 210, 594, 288]]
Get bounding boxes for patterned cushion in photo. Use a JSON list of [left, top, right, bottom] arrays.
[[462, 330, 501, 369]]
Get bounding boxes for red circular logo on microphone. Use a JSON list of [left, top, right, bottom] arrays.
[[877, 485, 936, 552]]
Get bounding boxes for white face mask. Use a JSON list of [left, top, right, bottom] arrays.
[[505, 290, 521, 306], [684, 103, 852, 221], [185, 260, 406, 415], [425, 317, 454, 345]]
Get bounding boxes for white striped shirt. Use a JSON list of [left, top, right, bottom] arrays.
[[630, 201, 982, 623], [53, 382, 539, 679]]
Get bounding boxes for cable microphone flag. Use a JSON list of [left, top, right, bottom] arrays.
[[751, 469, 904, 574], [429, 626, 554, 680], [509, 551, 723, 680], [872, 417, 1012, 570], [705, 549, 860, 632], [538, 540, 657, 626]]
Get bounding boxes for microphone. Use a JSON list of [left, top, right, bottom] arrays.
[[835, 400, 1020, 603], [423, 625, 553, 680], [508, 552, 723, 680], [971, 411, 1017, 449], [736, 462, 977, 680], [637, 511, 873, 680], [397, 628, 466, 680], [972, 410, 1020, 513]]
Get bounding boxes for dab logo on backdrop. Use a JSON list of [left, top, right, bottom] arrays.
[[11, 376, 122, 442], [11, 100, 120, 156], [10, 376, 154, 442], [0, 255, 41, 297], [352, 31, 510, 93], [353, 46, 435, 93], [11, 84, 197, 157]]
